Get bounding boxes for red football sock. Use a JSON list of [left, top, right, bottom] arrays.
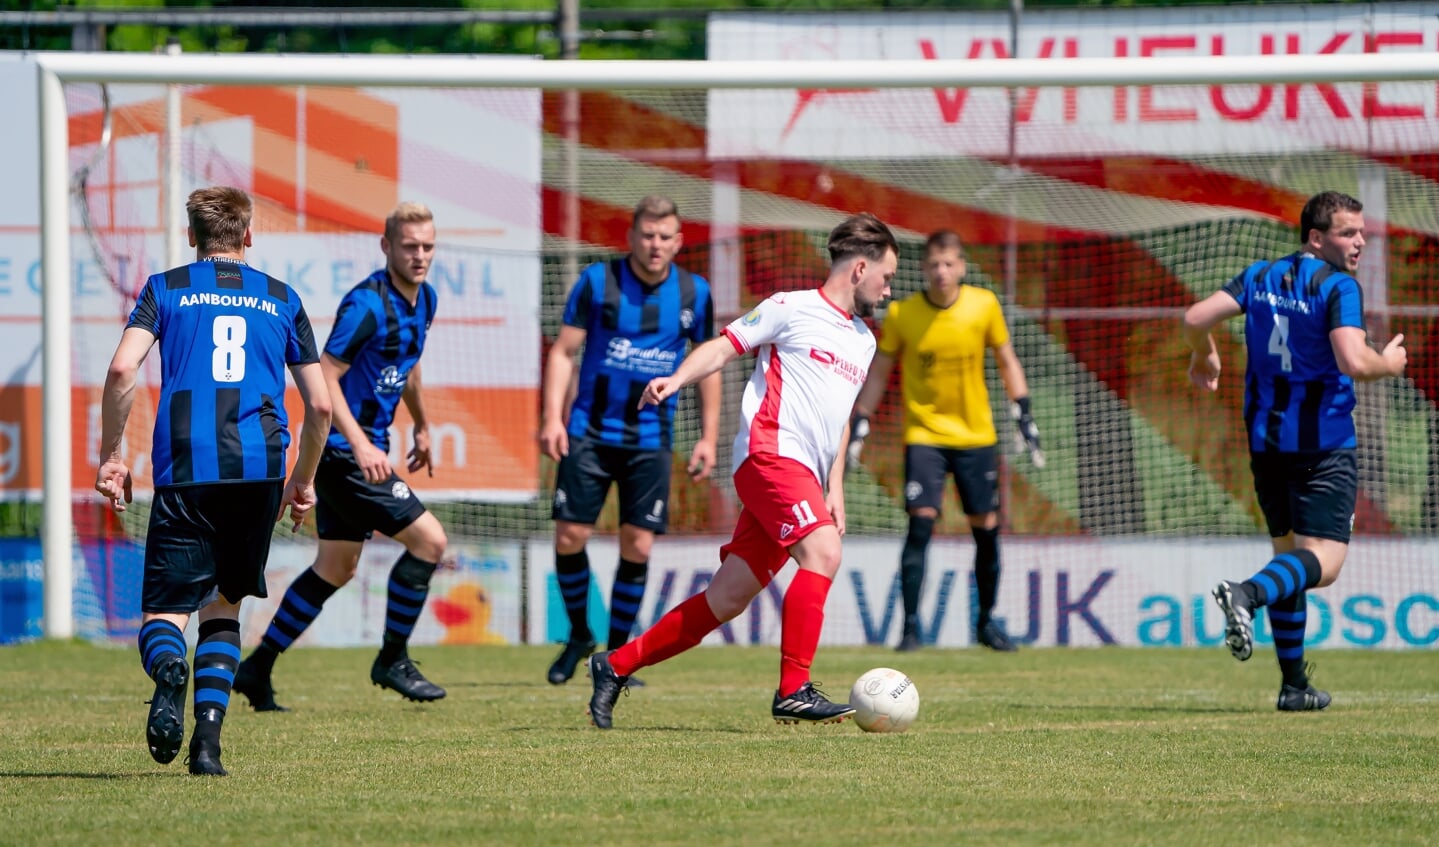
[[609, 593, 719, 677], [779, 569, 832, 696]]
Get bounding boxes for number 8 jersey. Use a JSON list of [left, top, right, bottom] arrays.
[[126, 258, 320, 487], [1222, 251, 1366, 453]]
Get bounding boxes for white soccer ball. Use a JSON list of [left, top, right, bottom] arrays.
[[849, 667, 919, 733]]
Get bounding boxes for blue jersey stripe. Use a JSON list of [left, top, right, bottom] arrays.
[[563, 259, 714, 450]]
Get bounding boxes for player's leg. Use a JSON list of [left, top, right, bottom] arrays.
[[136, 487, 212, 766], [234, 450, 366, 710], [1214, 451, 1350, 667], [192, 481, 285, 774], [609, 448, 670, 655], [371, 495, 447, 702], [547, 439, 612, 684], [188, 597, 242, 776], [954, 446, 1014, 651], [589, 510, 775, 729], [897, 444, 944, 651]]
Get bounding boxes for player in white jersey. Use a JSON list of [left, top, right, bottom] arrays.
[[587, 213, 898, 729]]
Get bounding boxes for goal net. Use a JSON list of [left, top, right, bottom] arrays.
[[13, 32, 1438, 651]]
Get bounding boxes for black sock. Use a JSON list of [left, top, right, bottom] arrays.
[[972, 525, 1001, 631], [556, 549, 593, 644], [1243, 549, 1322, 608], [257, 566, 340, 662], [607, 558, 649, 650], [900, 516, 935, 636], [1269, 592, 1310, 688], [379, 552, 438, 665], [193, 618, 241, 724]]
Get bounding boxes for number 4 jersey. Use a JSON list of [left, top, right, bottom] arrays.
[[1222, 251, 1366, 453], [127, 258, 320, 487], [723, 289, 877, 487]]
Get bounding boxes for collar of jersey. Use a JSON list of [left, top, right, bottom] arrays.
[[201, 256, 248, 266]]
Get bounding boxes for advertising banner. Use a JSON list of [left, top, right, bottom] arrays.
[[0, 55, 542, 502]]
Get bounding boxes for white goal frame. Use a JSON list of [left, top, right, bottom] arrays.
[[32, 49, 1439, 638]]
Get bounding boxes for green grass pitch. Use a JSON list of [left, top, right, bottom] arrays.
[[2, 641, 1436, 846]]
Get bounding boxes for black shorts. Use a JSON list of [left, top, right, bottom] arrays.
[[904, 443, 1000, 516], [552, 438, 672, 533], [1250, 448, 1357, 543], [142, 481, 285, 613], [315, 447, 428, 542]]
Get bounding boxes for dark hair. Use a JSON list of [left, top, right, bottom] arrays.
[[186, 186, 252, 253], [828, 212, 898, 265], [631, 194, 680, 228], [1300, 191, 1363, 244], [924, 229, 964, 255]]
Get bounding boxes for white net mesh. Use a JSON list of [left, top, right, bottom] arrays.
[[37, 54, 1439, 649]]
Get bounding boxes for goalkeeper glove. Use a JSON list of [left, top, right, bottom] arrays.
[[845, 414, 871, 475], [1011, 396, 1045, 468]]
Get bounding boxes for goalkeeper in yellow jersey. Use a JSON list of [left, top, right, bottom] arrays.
[[850, 230, 1042, 652]]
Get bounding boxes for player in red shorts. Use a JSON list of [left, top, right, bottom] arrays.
[[587, 212, 898, 728]]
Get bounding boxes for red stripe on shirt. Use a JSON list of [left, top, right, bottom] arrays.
[[749, 345, 784, 456]]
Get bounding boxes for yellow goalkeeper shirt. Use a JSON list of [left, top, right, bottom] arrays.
[[877, 286, 1010, 449]]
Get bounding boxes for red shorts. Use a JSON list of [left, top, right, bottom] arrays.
[[719, 453, 833, 585]]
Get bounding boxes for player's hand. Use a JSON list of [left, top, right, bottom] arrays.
[[688, 439, 716, 481], [95, 459, 133, 513], [277, 478, 317, 532], [639, 377, 677, 409], [1010, 397, 1046, 469], [538, 417, 569, 462], [408, 426, 435, 477], [845, 414, 870, 475], [1188, 349, 1221, 392], [825, 490, 846, 537], [353, 439, 391, 484], [1382, 333, 1408, 377]]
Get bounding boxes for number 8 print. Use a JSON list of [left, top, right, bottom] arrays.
[[212, 315, 247, 382]]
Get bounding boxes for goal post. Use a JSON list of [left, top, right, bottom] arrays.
[[30, 49, 1439, 642]]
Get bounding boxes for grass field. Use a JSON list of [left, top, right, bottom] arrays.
[[2, 641, 1437, 846]]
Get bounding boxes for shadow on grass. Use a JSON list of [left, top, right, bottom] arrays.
[[1001, 702, 1252, 715], [0, 771, 176, 780]]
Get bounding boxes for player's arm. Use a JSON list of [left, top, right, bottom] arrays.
[[640, 334, 741, 408], [1331, 327, 1407, 381], [322, 352, 390, 483], [540, 325, 586, 461], [687, 371, 722, 480], [281, 360, 333, 530], [993, 342, 1044, 468], [401, 361, 434, 476], [95, 327, 157, 512], [846, 351, 895, 471], [1181, 290, 1242, 392]]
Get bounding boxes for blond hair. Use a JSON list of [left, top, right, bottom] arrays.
[[186, 186, 252, 253], [385, 201, 435, 241]]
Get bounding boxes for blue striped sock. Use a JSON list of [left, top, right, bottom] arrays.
[[379, 552, 438, 662], [556, 549, 592, 643], [193, 618, 241, 718], [1268, 592, 1309, 688], [260, 567, 339, 654], [607, 558, 649, 650], [1244, 550, 1322, 607], [138, 619, 186, 679]]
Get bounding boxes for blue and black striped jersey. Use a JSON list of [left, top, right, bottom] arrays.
[[126, 258, 319, 487], [564, 259, 714, 451], [323, 270, 437, 452], [1222, 252, 1366, 453]]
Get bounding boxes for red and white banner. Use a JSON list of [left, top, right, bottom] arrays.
[[708, 4, 1439, 157]]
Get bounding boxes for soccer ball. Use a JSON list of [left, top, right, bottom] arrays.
[[849, 667, 919, 733]]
